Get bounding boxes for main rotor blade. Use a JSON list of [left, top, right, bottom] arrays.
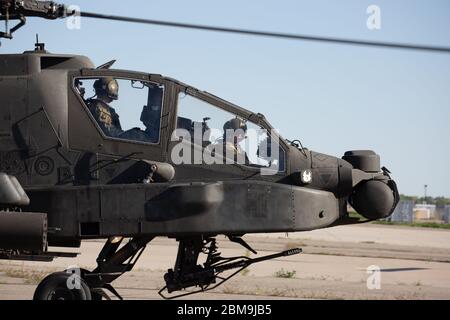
[[79, 11, 450, 54]]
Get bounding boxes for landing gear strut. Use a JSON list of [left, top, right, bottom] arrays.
[[159, 236, 302, 299], [33, 235, 301, 300], [33, 235, 153, 300]]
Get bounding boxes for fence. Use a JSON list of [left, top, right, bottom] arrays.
[[444, 205, 450, 224], [389, 200, 414, 223]]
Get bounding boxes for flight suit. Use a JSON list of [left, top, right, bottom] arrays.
[[88, 99, 123, 137]]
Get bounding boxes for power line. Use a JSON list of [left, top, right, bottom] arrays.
[[80, 11, 450, 54]]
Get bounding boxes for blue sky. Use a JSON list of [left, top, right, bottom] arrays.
[[1, 0, 449, 197]]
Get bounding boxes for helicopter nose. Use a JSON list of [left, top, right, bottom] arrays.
[[343, 151, 399, 220]]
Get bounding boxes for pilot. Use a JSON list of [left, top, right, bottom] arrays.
[[88, 77, 123, 137], [217, 118, 249, 164]]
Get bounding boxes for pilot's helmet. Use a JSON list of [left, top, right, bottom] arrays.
[[223, 118, 247, 143], [223, 118, 247, 132], [94, 77, 119, 100]]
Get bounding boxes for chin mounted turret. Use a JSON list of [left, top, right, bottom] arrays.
[[343, 150, 400, 220]]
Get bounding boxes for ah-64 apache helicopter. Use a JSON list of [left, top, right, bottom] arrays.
[[0, 0, 410, 300]]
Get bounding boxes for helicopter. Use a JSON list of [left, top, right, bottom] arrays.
[[0, 0, 403, 300]]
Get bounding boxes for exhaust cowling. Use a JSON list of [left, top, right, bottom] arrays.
[[0, 173, 30, 207], [1, 173, 46, 252]]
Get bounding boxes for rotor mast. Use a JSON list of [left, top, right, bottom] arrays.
[[0, 0, 69, 39]]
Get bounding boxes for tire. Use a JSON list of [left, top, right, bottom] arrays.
[[33, 272, 92, 300]]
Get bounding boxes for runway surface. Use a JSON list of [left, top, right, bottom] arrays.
[[1, 223, 450, 300]]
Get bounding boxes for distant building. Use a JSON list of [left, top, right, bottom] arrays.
[[413, 204, 436, 220]]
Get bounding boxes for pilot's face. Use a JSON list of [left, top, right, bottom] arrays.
[[235, 131, 246, 143], [98, 94, 113, 104], [104, 96, 114, 104]]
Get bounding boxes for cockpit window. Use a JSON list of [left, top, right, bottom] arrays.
[[175, 92, 285, 172], [74, 77, 164, 144]]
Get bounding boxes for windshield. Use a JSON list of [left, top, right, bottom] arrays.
[[175, 92, 285, 171], [74, 77, 164, 144]]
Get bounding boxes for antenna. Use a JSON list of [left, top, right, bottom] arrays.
[[34, 33, 45, 51], [424, 184, 428, 204]]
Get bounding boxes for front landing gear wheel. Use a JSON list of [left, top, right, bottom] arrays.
[[33, 272, 92, 300]]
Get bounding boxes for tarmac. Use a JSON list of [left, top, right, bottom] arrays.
[[1, 223, 450, 300]]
